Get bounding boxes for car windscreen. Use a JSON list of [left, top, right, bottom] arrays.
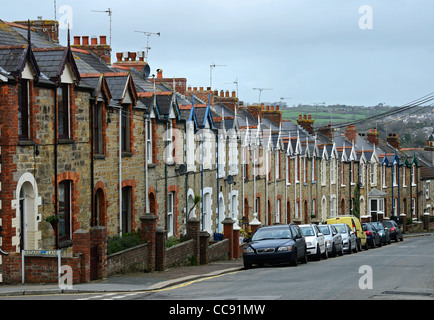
[[372, 222, 384, 230], [318, 226, 331, 235], [300, 226, 315, 237], [334, 225, 347, 234], [252, 227, 293, 241]]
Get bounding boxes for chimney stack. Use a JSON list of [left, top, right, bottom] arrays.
[[112, 51, 149, 72], [297, 114, 315, 135], [345, 125, 357, 144], [71, 35, 112, 64], [387, 133, 400, 150], [318, 124, 334, 140], [14, 19, 59, 43], [367, 129, 380, 147]]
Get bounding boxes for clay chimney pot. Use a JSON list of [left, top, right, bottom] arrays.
[[100, 36, 107, 45]]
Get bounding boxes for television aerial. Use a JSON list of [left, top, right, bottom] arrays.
[[91, 8, 113, 46], [253, 88, 273, 104], [135, 31, 160, 62]]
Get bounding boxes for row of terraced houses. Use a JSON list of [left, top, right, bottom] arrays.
[[0, 19, 433, 284]]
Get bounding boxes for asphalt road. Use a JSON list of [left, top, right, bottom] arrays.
[[146, 234, 434, 301], [2, 235, 433, 302]]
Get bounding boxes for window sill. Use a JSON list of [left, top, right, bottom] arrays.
[[18, 140, 36, 146], [58, 139, 75, 145], [59, 239, 73, 249], [94, 154, 106, 160], [122, 152, 133, 158]]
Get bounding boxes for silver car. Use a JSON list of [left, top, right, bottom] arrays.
[[318, 224, 344, 257], [300, 224, 328, 260], [333, 223, 357, 254]]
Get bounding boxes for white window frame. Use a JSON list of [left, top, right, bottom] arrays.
[[146, 119, 153, 164], [168, 192, 175, 237]]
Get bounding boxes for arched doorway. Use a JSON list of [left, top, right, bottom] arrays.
[[94, 188, 106, 227], [14, 173, 42, 251], [149, 192, 157, 217], [341, 198, 345, 215]]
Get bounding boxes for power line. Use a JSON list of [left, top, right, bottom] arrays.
[[331, 92, 434, 129]]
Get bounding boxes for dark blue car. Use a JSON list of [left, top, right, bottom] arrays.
[[243, 224, 308, 269], [371, 221, 391, 245], [362, 223, 382, 248]]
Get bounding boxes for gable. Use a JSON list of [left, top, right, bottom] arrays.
[[60, 61, 76, 84], [21, 60, 35, 80]]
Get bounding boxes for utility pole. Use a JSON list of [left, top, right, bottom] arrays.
[[135, 31, 160, 62], [210, 63, 227, 89], [92, 8, 113, 45]]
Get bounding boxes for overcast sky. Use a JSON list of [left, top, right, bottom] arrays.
[[3, 0, 434, 107]]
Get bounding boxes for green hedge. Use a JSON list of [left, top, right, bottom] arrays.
[[107, 231, 143, 255]]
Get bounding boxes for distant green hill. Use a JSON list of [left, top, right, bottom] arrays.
[[281, 105, 388, 127]]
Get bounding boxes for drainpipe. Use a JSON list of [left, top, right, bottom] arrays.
[[165, 121, 168, 236], [119, 107, 122, 237], [90, 98, 95, 227], [201, 129, 204, 231], [144, 115, 149, 214], [54, 86, 59, 250], [216, 129, 220, 234]]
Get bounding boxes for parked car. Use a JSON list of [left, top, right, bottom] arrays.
[[332, 223, 357, 254], [327, 215, 368, 250], [243, 224, 308, 269], [371, 221, 391, 245], [362, 222, 382, 248], [383, 220, 404, 242], [318, 224, 344, 257], [300, 224, 327, 260]]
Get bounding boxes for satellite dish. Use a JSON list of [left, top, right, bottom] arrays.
[[226, 175, 234, 185], [177, 164, 187, 175], [143, 64, 151, 79]]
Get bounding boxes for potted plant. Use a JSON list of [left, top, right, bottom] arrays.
[[45, 215, 59, 229]]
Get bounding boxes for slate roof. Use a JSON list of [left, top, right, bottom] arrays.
[[32, 49, 66, 79], [0, 47, 27, 73], [105, 75, 130, 101], [0, 20, 60, 48]]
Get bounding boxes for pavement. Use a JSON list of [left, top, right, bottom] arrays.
[[0, 259, 244, 297], [0, 232, 431, 297]]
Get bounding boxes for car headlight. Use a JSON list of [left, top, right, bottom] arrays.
[[306, 242, 312, 247], [244, 247, 254, 254], [277, 246, 292, 252]]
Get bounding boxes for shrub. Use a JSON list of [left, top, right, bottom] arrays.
[[107, 231, 142, 255]]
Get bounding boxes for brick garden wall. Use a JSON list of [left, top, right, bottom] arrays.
[[107, 243, 150, 276], [165, 239, 195, 268]]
